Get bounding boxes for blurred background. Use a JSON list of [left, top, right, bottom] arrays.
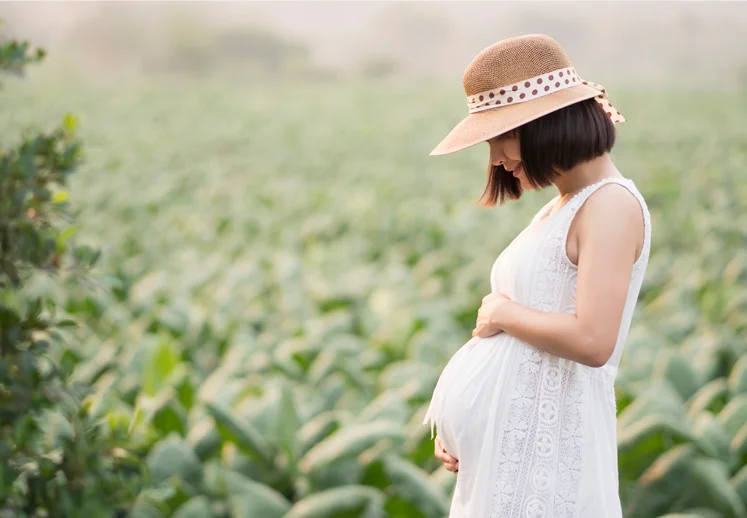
[[1, 2, 747, 518], [3, 1, 747, 86]]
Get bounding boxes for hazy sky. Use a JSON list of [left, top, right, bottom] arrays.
[[2, 2, 747, 86]]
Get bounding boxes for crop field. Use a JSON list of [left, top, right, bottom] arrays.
[[3, 73, 747, 518]]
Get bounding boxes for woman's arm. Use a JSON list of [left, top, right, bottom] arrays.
[[473, 184, 644, 367]]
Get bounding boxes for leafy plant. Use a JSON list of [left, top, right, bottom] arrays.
[[0, 33, 142, 517]]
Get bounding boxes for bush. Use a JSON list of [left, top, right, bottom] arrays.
[[0, 34, 142, 517]]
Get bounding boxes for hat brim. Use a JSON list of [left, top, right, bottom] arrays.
[[430, 83, 619, 156]]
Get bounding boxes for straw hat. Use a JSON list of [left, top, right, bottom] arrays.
[[431, 34, 625, 156]]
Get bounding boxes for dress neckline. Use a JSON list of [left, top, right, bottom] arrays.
[[532, 176, 632, 228]]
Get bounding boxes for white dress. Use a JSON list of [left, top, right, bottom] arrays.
[[423, 177, 651, 518]]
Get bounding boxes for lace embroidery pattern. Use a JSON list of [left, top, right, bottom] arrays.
[[490, 243, 587, 516], [486, 178, 649, 518], [490, 353, 590, 517], [489, 181, 631, 518]]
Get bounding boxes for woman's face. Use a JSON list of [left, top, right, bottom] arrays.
[[488, 133, 533, 190]]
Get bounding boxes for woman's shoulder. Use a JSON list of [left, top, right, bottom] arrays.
[[575, 179, 649, 258], [580, 180, 646, 223], [593, 178, 648, 217]]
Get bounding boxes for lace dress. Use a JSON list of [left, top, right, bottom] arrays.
[[423, 177, 651, 518]]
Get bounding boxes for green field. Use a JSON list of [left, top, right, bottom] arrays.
[[3, 73, 747, 517]]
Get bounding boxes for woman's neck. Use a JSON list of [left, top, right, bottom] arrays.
[[553, 154, 622, 200]]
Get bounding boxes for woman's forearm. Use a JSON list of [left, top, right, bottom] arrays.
[[497, 300, 614, 367]]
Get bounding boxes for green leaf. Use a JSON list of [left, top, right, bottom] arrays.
[[224, 470, 291, 518], [277, 381, 299, 471], [618, 414, 693, 480], [384, 495, 428, 518], [618, 382, 686, 431], [241, 387, 280, 437], [52, 190, 70, 204], [718, 395, 747, 439], [731, 464, 747, 509], [689, 457, 746, 518], [655, 512, 721, 518], [624, 444, 695, 518], [151, 397, 187, 437], [308, 349, 338, 386], [298, 410, 345, 456], [299, 420, 406, 474], [284, 485, 386, 518], [172, 496, 212, 518], [319, 375, 347, 413], [163, 364, 196, 410], [129, 490, 170, 518], [618, 414, 694, 452], [308, 458, 366, 491], [41, 410, 74, 449], [379, 360, 439, 403], [404, 401, 431, 452], [187, 419, 222, 460], [730, 421, 747, 470], [73, 244, 101, 269], [205, 401, 273, 466], [275, 337, 319, 373], [429, 466, 457, 498], [63, 113, 78, 134], [56, 318, 78, 328], [728, 356, 747, 397], [146, 434, 203, 488], [692, 412, 732, 466], [142, 337, 181, 397], [382, 454, 450, 516], [687, 377, 729, 418], [132, 389, 182, 436], [70, 341, 118, 385], [653, 350, 702, 401], [359, 457, 390, 491], [356, 391, 409, 426]]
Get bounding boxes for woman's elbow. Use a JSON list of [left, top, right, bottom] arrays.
[[581, 336, 615, 368]]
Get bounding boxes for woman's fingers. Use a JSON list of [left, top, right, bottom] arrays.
[[434, 439, 457, 462], [442, 450, 458, 463], [434, 437, 458, 472], [436, 448, 458, 465], [434, 447, 448, 463]]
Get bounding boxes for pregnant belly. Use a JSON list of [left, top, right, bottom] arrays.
[[427, 332, 524, 459]]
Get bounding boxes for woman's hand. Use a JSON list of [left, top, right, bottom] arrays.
[[434, 436, 459, 474], [473, 292, 512, 338]]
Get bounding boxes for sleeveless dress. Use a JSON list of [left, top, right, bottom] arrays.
[[423, 177, 652, 518]]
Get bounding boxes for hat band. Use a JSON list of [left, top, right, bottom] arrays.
[[466, 67, 625, 123]]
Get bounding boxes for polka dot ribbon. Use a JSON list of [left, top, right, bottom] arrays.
[[467, 67, 625, 123]]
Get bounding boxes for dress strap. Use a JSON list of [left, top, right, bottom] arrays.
[[565, 177, 634, 215], [557, 177, 651, 270]]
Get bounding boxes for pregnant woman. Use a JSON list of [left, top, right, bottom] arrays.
[[422, 35, 651, 518]]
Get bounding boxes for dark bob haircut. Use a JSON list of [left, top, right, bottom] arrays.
[[479, 98, 616, 206]]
